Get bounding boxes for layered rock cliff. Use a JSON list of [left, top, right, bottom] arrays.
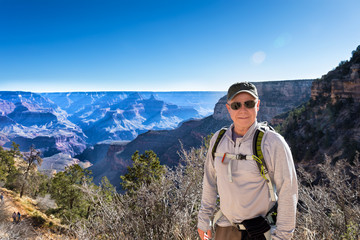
[[41, 91, 223, 144], [279, 45, 360, 164], [256, 80, 313, 121], [0, 92, 87, 157], [0, 91, 224, 173], [311, 63, 360, 103]]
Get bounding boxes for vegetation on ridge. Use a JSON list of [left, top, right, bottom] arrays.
[[275, 46, 360, 164], [1, 127, 359, 239]]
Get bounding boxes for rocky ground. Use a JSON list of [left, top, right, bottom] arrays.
[[0, 188, 71, 240]]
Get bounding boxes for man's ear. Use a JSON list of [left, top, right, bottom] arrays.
[[256, 99, 260, 111], [226, 103, 231, 114]]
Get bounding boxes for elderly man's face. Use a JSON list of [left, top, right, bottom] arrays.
[[226, 92, 260, 135]]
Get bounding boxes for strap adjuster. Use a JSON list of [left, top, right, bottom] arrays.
[[236, 154, 247, 160], [234, 223, 246, 231]]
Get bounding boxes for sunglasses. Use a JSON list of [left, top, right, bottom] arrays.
[[228, 100, 257, 110]]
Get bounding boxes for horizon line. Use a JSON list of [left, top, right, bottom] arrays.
[[1, 79, 315, 93]]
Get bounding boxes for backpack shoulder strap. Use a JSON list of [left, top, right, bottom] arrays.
[[253, 128, 267, 168], [211, 127, 227, 159], [253, 121, 274, 164], [253, 121, 277, 202]]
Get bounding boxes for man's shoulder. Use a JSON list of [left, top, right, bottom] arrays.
[[212, 126, 230, 140], [208, 126, 230, 151], [262, 128, 288, 146]]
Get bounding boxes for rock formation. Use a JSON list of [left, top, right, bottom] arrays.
[[39, 153, 91, 173], [280, 45, 360, 164], [0, 92, 87, 157], [311, 63, 360, 104]]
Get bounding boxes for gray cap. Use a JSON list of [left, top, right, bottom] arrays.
[[227, 82, 258, 101]]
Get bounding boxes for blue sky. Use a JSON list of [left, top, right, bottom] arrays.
[[1, 0, 359, 92]]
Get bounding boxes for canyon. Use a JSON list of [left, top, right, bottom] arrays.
[[0, 80, 314, 189], [77, 80, 314, 188]]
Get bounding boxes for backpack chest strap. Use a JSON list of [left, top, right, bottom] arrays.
[[214, 152, 253, 161], [214, 152, 276, 202]]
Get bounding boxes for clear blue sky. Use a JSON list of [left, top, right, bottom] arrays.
[[1, 0, 359, 92]]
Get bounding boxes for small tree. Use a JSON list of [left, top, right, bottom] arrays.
[[0, 142, 22, 183], [27, 171, 50, 198], [49, 164, 93, 223], [120, 150, 165, 195], [99, 176, 117, 202], [20, 145, 43, 198]]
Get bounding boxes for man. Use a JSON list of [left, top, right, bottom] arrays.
[[197, 82, 298, 240], [12, 211, 17, 223], [17, 211, 21, 223]]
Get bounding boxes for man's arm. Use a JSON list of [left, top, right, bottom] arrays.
[[197, 134, 218, 233], [265, 133, 298, 240]]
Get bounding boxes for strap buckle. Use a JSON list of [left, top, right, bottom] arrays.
[[236, 154, 247, 160], [234, 223, 246, 231]]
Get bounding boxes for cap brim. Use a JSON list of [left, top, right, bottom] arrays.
[[228, 90, 258, 101]]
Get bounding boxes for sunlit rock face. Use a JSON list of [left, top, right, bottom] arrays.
[[0, 91, 87, 157], [41, 91, 225, 144], [311, 63, 360, 104], [280, 50, 360, 164], [39, 153, 91, 173], [0, 91, 224, 158]]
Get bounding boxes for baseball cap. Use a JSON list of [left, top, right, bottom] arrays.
[[227, 82, 258, 101]]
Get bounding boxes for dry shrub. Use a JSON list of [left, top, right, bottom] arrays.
[[295, 153, 360, 240], [36, 194, 57, 211], [71, 143, 359, 240], [0, 220, 39, 240], [71, 144, 207, 240]]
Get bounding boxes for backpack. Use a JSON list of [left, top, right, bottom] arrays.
[[211, 121, 276, 202], [210, 122, 278, 226]]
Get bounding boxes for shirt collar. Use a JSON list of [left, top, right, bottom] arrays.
[[226, 120, 258, 142]]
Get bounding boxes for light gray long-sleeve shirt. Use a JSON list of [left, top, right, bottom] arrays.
[[197, 121, 298, 240]]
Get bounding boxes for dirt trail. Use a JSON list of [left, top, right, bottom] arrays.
[[0, 188, 74, 239], [0, 188, 28, 223]]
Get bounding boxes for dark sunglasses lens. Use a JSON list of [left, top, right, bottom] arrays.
[[244, 101, 256, 108], [230, 102, 241, 110], [230, 101, 256, 110]]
